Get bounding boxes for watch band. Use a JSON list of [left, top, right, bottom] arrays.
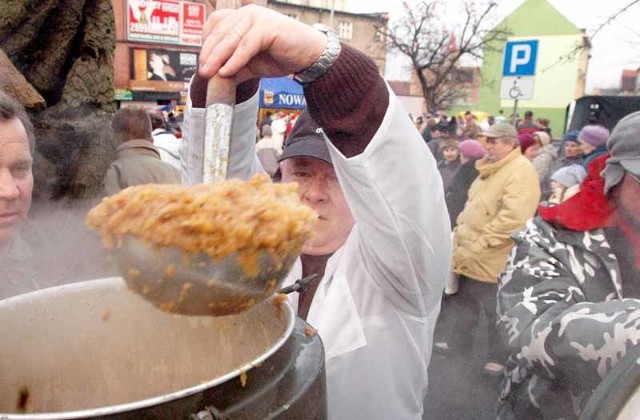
[[294, 23, 342, 84]]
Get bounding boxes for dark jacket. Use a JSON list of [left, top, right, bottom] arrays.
[[582, 144, 608, 168], [437, 158, 460, 193], [444, 159, 478, 227], [104, 139, 181, 194]]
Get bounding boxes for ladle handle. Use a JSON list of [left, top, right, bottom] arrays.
[[278, 274, 319, 295], [206, 75, 236, 107], [203, 75, 236, 183]]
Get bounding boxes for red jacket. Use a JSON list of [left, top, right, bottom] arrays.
[[538, 154, 612, 231]]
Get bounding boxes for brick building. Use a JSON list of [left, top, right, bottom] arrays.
[[266, 0, 388, 74], [113, 0, 386, 110]]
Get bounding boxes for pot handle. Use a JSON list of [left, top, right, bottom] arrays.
[[190, 405, 227, 420]]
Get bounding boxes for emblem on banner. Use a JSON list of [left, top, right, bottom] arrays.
[[264, 89, 275, 106]]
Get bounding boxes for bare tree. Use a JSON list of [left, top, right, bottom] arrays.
[[380, 0, 508, 112], [535, 0, 640, 73]]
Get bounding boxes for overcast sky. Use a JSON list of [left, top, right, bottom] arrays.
[[352, 0, 640, 92]]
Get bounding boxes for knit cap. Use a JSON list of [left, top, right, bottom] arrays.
[[458, 139, 485, 160], [551, 164, 587, 188], [534, 131, 551, 146], [562, 130, 580, 144], [578, 125, 610, 147], [518, 133, 536, 153]]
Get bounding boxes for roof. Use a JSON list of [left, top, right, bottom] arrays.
[[491, 0, 582, 37]]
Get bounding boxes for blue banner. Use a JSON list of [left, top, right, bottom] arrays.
[[259, 77, 306, 110]]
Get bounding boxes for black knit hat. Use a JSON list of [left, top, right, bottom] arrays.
[[277, 111, 332, 164]]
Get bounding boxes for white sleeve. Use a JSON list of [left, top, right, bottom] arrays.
[[180, 83, 265, 184], [327, 84, 451, 316]]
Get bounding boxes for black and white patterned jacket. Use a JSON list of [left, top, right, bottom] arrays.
[[496, 216, 640, 419]]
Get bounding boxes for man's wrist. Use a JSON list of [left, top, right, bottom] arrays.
[[294, 24, 342, 84]]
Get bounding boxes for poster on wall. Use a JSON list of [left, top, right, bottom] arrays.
[[129, 47, 199, 92], [181, 2, 206, 45], [127, 0, 205, 46]]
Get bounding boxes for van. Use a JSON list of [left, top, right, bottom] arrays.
[[565, 95, 640, 133]]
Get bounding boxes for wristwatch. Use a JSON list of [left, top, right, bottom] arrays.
[[293, 23, 342, 84]]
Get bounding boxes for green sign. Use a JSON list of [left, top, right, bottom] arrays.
[[115, 89, 133, 101]]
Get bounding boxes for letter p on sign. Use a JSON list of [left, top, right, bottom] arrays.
[[503, 40, 538, 77]]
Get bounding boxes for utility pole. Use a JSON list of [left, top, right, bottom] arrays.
[[330, 0, 335, 28]]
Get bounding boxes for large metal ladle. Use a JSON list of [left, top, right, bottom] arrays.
[[111, 75, 297, 316], [113, 236, 297, 317]]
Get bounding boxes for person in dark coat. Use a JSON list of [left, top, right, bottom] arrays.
[[444, 139, 485, 227], [540, 130, 582, 200], [427, 124, 447, 161], [437, 138, 461, 192]]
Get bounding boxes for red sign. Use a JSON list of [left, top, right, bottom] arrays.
[[127, 0, 205, 46], [181, 2, 206, 45]]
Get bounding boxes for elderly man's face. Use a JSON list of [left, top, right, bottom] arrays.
[[484, 137, 516, 163], [0, 118, 33, 247], [280, 157, 355, 256]]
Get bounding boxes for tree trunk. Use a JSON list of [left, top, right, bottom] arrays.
[[0, 0, 116, 201]]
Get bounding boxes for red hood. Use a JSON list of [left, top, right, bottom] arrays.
[[538, 154, 613, 231]]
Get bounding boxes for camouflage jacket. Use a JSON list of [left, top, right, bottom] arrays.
[[496, 216, 640, 419]]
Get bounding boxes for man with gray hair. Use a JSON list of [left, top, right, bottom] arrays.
[[496, 111, 640, 418]]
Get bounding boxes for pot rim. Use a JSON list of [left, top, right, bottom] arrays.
[[0, 277, 295, 420]]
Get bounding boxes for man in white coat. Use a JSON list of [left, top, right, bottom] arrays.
[[180, 5, 451, 419]]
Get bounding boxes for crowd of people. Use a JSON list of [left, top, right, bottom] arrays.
[[423, 103, 640, 419], [1, 4, 639, 420]]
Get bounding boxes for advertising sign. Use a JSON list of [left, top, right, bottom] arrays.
[[181, 2, 206, 45], [127, 0, 205, 46], [129, 47, 198, 92], [259, 77, 306, 110]]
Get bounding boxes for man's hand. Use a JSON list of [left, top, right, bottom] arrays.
[[198, 5, 327, 83]]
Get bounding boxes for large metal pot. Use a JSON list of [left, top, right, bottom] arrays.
[[0, 277, 295, 418]]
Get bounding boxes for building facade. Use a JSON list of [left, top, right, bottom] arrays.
[[113, 0, 218, 110], [266, 0, 388, 74], [476, 0, 590, 136], [113, 0, 386, 110]]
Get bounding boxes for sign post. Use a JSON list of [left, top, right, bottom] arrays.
[[501, 40, 538, 124]]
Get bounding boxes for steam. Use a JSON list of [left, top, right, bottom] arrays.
[[0, 197, 118, 300]]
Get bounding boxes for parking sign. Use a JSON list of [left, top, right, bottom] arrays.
[[503, 40, 538, 77]]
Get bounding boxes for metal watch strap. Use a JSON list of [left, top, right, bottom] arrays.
[[294, 23, 342, 84]]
